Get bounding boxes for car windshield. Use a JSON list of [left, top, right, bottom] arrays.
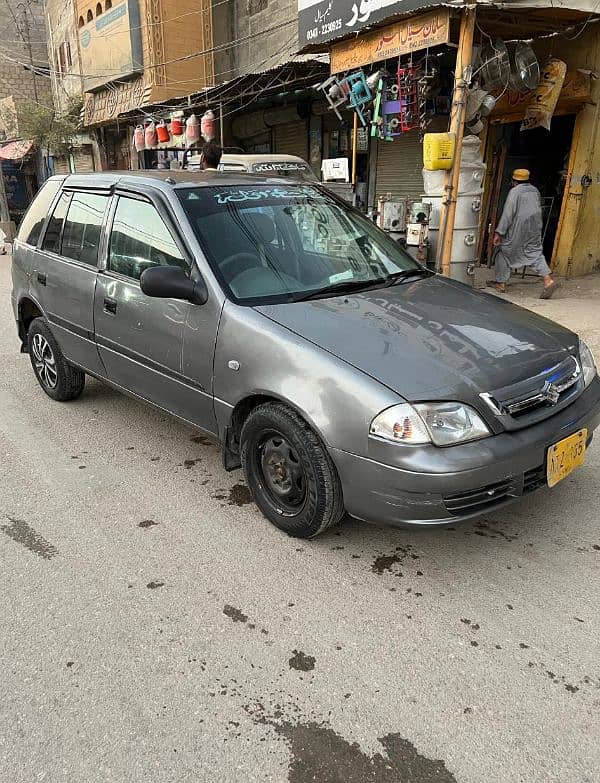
[[177, 184, 421, 305]]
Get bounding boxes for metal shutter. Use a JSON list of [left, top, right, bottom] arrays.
[[53, 156, 70, 175], [375, 118, 447, 201], [274, 121, 308, 161]]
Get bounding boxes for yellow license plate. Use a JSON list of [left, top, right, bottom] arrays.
[[546, 429, 587, 488]]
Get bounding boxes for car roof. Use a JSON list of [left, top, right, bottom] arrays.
[[59, 170, 313, 191], [220, 154, 310, 165]]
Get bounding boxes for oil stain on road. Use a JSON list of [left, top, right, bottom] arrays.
[[245, 703, 456, 783], [1, 518, 58, 559]]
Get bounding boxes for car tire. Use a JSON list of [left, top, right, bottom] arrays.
[[240, 402, 345, 538], [28, 318, 85, 402]]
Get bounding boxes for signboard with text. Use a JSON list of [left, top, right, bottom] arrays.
[[330, 8, 449, 72], [298, 0, 444, 48]]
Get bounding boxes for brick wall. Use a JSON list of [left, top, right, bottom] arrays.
[[0, 0, 51, 113]]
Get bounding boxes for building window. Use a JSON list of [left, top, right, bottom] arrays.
[[87, 9, 93, 21], [106, 0, 112, 8], [248, 0, 267, 14], [96, 2, 102, 15], [78, 15, 84, 28]]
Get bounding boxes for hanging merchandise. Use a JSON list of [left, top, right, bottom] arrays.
[[508, 42, 540, 93], [340, 71, 372, 127], [479, 40, 511, 90], [201, 110, 216, 142], [397, 66, 420, 133], [417, 59, 439, 139], [144, 121, 158, 149], [133, 125, 145, 152], [521, 58, 567, 131], [156, 120, 170, 144], [171, 113, 184, 136], [317, 75, 349, 121], [465, 87, 496, 136], [185, 113, 201, 145]]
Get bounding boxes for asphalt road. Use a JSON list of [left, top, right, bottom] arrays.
[[1, 256, 599, 783]]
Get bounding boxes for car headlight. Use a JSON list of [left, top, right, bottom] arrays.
[[579, 338, 597, 388], [370, 402, 490, 447]]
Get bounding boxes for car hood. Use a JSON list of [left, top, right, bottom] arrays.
[[256, 276, 577, 402]]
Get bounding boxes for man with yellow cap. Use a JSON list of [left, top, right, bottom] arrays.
[[492, 169, 558, 299]]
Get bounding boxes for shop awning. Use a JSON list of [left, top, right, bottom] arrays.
[[0, 140, 33, 160]]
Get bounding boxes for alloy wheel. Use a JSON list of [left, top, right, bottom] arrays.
[[31, 333, 58, 389]]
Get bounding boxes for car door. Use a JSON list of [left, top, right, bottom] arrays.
[[94, 191, 217, 432], [34, 188, 108, 376]]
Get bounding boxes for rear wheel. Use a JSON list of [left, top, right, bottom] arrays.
[[28, 318, 85, 401], [240, 402, 344, 538]]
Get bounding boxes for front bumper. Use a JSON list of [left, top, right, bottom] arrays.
[[330, 377, 600, 527]]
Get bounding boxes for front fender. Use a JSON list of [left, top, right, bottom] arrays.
[[213, 302, 401, 455]]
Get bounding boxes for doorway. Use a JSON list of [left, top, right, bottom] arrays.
[[481, 114, 575, 264]]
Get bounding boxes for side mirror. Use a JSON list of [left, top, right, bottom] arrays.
[[140, 266, 208, 305]]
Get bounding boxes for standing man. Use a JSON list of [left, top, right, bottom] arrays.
[[200, 142, 222, 171], [492, 169, 559, 299]]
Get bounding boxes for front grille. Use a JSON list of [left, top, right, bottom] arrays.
[[523, 464, 546, 494], [480, 356, 582, 430], [444, 462, 547, 516], [444, 477, 515, 515]]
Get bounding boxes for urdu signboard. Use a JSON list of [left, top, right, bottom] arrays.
[[79, 0, 143, 92], [298, 0, 445, 47]]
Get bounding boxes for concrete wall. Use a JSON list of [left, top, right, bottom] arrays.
[[229, 0, 298, 79], [46, 0, 84, 115], [0, 0, 52, 113], [535, 26, 600, 277]]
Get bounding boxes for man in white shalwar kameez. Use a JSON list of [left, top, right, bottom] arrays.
[[492, 169, 559, 299]]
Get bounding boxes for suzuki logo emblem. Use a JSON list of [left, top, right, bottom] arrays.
[[542, 381, 560, 405]]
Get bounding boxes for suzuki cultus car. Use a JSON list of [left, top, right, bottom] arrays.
[[12, 172, 600, 537]]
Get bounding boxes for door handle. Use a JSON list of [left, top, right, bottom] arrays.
[[104, 296, 117, 314], [37, 272, 47, 286]]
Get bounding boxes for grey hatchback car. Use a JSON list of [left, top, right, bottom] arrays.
[[12, 171, 600, 537]]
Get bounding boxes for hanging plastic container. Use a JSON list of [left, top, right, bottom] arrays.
[[133, 125, 145, 152], [156, 119, 170, 143], [185, 113, 200, 145], [200, 110, 216, 142], [423, 132, 456, 171], [145, 121, 158, 149], [170, 114, 184, 136]]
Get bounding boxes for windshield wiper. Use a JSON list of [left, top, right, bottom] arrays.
[[383, 268, 433, 287], [292, 277, 387, 302]]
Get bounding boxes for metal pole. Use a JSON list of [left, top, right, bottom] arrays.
[[352, 112, 358, 186], [436, 6, 476, 277], [219, 101, 224, 147]]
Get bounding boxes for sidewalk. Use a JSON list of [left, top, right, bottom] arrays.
[[495, 271, 600, 354]]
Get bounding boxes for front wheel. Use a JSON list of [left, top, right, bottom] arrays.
[[28, 318, 85, 401], [240, 402, 344, 538]]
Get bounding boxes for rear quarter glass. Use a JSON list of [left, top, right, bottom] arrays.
[[16, 179, 62, 246]]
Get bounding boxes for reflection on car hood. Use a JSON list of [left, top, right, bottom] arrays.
[[256, 276, 577, 402]]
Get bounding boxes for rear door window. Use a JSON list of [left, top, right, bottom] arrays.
[[16, 179, 62, 246], [41, 192, 70, 254], [61, 192, 109, 266]]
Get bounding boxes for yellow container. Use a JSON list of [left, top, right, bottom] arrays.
[[423, 132, 456, 170]]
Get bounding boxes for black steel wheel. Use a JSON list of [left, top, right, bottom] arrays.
[[241, 402, 345, 538], [28, 318, 85, 402]]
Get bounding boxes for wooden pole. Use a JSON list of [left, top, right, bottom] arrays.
[[436, 6, 476, 276], [352, 112, 359, 186]]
